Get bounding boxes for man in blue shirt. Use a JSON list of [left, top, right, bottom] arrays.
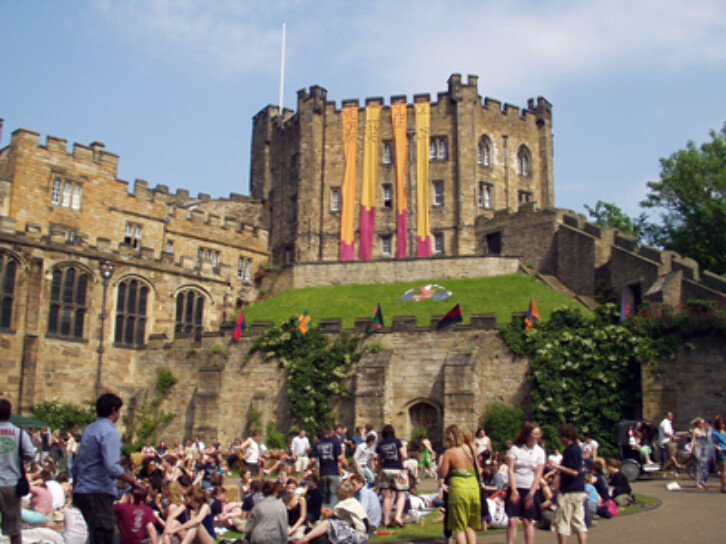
[[350, 474, 381, 530], [72, 393, 146, 544]]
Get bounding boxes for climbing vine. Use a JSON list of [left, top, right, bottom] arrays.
[[122, 367, 178, 453], [248, 317, 362, 435]]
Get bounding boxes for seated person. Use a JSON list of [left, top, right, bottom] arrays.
[[607, 459, 634, 506], [22, 481, 54, 524], [114, 489, 159, 544], [292, 480, 369, 544]]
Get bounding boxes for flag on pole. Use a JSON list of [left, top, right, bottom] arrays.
[[619, 289, 630, 323], [524, 298, 540, 330], [367, 304, 384, 334], [436, 304, 463, 329], [295, 309, 311, 337], [232, 308, 247, 341]]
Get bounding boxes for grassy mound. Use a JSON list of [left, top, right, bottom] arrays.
[[244, 274, 587, 328]]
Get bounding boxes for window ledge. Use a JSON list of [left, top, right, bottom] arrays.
[[0, 328, 16, 335], [44, 334, 88, 344], [113, 342, 148, 351]]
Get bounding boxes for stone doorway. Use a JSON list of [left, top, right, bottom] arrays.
[[407, 399, 442, 448]]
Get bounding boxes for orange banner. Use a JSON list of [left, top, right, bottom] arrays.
[[392, 102, 408, 258], [359, 104, 380, 259], [340, 106, 358, 260]]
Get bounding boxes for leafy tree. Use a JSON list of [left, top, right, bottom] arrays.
[[584, 200, 643, 238], [481, 402, 524, 452], [31, 401, 96, 432], [641, 126, 726, 275]]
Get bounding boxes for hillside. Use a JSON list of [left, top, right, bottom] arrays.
[[243, 273, 588, 328]]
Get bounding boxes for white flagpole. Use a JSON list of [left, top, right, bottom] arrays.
[[279, 20, 286, 111]]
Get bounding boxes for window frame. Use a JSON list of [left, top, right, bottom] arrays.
[[114, 277, 149, 348], [429, 137, 448, 161], [47, 266, 89, 340], [383, 141, 393, 165], [381, 235, 392, 257], [432, 180, 444, 207], [330, 187, 341, 213], [517, 145, 531, 177], [478, 182, 493, 209], [433, 232, 445, 255], [478, 136, 492, 167], [382, 184, 393, 209], [175, 289, 204, 342], [0, 254, 18, 331]]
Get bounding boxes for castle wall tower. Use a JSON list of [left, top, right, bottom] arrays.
[[250, 74, 554, 265]]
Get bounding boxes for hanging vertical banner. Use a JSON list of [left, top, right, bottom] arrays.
[[340, 106, 358, 261], [415, 102, 432, 257], [359, 104, 380, 260], [391, 102, 408, 258]]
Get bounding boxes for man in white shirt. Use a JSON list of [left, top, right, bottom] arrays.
[[658, 411, 683, 473], [290, 429, 311, 476]]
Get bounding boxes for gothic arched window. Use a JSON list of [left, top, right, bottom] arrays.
[[48, 266, 89, 339], [175, 289, 204, 342], [0, 254, 18, 330], [115, 278, 149, 346], [478, 136, 492, 166], [517, 145, 531, 177]]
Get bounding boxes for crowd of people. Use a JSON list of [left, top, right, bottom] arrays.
[[3, 395, 725, 544]]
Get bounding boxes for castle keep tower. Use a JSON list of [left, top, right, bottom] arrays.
[[251, 74, 553, 265]]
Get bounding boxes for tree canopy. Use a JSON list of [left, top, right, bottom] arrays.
[[641, 126, 726, 275], [585, 126, 726, 275]]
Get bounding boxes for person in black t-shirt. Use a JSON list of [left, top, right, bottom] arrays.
[[606, 459, 634, 506], [375, 424, 408, 527], [552, 424, 588, 543]]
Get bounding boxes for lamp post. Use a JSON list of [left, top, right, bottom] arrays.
[[95, 259, 115, 398], [406, 126, 416, 258]]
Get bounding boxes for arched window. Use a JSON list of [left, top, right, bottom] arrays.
[[48, 266, 89, 339], [175, 289, 204, 342], [114, 278, 149, 346], [0, 254, 18, 330], [517, 145, 531, 177], [478, 136, 492, 166]]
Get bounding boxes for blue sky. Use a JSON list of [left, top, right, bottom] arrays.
[[2, 1, 725, 219]]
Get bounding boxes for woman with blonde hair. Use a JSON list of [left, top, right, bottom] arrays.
[[438, 425, 481, 544], [690, 417, 712, 490]]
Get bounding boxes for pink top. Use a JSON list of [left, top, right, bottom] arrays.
[[30, 485, 54, 516]]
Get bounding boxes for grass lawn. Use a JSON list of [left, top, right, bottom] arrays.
[[215, 494, 657, 543], [244, 274, 588, 329]]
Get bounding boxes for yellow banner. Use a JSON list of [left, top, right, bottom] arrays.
[[361, 104, 380, 209], [392, 103, 408, 215], [414, 102, 431, 255], [340, 106, 358, 259]]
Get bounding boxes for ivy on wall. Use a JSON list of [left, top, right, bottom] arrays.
[[248, 317, 361, 435], [500, 300, 724, 457]]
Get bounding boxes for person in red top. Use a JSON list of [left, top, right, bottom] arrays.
[[113, 490, 159, 544]]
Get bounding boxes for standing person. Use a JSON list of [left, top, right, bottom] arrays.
[[474, 428, 492, 456], [553, 424, 588, 544], [72, 393, 147, 544], [0, 399, 36, 544], [658, 411, 683, 476], [290, 429, 310, 477], [310, 428, 342, 507], [505, 423, 545, 544], [375, 424, 408, 528], [65, 432, 78, 473], [353, 434, 376, 485], [437, 424, 480, 544], [690, 417, 711, 490], [240, 430, 265, 475]]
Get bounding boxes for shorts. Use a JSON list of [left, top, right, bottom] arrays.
[[294, 455, 310, 473], [664, 441, 677, 457], [244, 461, 260, 475], [504, 487, 539, 520], [0, 486, 22, 536], [552, 492, 588, 536], [379, 468, 409, 491]]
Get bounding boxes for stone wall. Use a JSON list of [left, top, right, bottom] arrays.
[[271, 255, 519, 292], [641, 335, 726, 431]]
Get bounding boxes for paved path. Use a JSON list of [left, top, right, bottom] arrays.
[[479, 476, 723, 543]]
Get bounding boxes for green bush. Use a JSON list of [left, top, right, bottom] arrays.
[[481, 402, 524, 451], [265, 422, 287, 450], [31, 401, 96, 432]]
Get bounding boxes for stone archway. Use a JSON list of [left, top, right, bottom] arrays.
[[407, 399, 442, 447]]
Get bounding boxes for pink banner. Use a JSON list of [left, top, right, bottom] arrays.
[[417, 235, 432, 258], [359, 207, 375, 259]]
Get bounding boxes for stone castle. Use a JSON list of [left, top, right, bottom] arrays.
[[1, 74, 724, 441]]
